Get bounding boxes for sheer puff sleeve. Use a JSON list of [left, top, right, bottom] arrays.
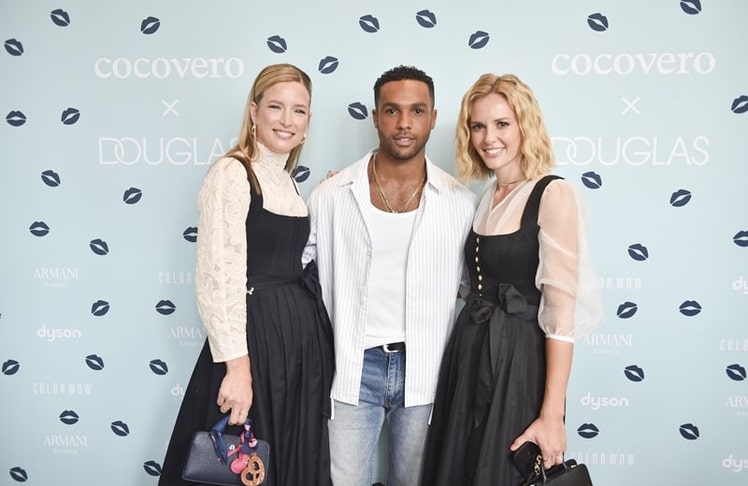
[[536, 179, 604, 341], [195, 157, 251, 362]]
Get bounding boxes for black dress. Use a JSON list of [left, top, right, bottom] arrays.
[[422, 176, 559, 486], [159, 180, 335, 486]]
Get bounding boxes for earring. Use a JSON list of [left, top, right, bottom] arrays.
[[251, 125, 256, 137]]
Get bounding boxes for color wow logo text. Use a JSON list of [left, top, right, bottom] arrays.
[[720, 339, 748, 353], [33, 382, 92, 395], [567, 452, 635, 466], [598, 276, 643, 291], [551, 52, 716, 76], [159, 271, 194, 285], [94, 57, 244, 79]]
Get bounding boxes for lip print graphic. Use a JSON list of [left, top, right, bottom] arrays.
[[292, 166, 310, 183], [266, 35, 287, 53], [61, 107, 80, 125], [6, 110, 26, 126], [155, 300, 176, 315], [149, 359, 169, 375], [41, 170, 61, 187], [669, 189, 691, 207], [680, 0, 702, 15], [318, 56, 339, 74], [111, 420, 130, 437], [732, 95, 748, 114], [29, 221, 50, 237], [59, 410, 80, 425], [587, 13, 609, 31], [577, 423, 599, 439], [4, 38, 24, 56], [9, 467, 28, 482], [143, 461, 162, 477], [679, 423, 699, 440], [581, 171, 602, 189], [2, 359, 20, 375], [726, 364, 747, 381], [140, 16, 160, 35], [734, 231, 748, 247], [627, 243, 649, 261], [348, 102, 368, 120], [123, 187, 142, 204], [91, 300, 110, 317], [616, 301, 638, 319], [182, 227, 197, 243], [359, 14, 380, 33], [85, 354, 105, 371], [416, 10, 437, 28], [624, 365, 645, 382], [50, 8, 71, 26], [468, 31, 489, 49], [679, 300, 702, 317], [89, 238, 109, 255]]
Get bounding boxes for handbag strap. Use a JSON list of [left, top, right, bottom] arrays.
[[209, 415, 260, 464]]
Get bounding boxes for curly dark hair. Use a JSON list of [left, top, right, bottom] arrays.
[[373, 65, 435, 107]]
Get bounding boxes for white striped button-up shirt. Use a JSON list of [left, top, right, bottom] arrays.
[[303, 150, 476, 407]]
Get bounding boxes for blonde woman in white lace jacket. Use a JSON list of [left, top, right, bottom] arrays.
[[159, 64, 335, 486]]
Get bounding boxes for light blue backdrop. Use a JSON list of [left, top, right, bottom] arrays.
[[1, 1, 747, 484]]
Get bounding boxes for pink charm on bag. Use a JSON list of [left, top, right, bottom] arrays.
[[230, 451, 251, 474]]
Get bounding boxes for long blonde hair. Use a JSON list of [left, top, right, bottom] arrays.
[[456, 73, 554, 183], [226, 63, 312, 193]]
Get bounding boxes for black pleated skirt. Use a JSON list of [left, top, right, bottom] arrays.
[[159, 270, 334, 486]]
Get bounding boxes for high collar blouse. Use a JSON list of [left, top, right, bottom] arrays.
[[194, 144, 307, 362]]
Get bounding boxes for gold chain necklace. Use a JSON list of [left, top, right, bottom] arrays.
[[372, 154, 426, 213], [497, 177, 526, 188]]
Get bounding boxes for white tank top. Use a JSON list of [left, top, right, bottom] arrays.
[[363, 200, 417, 349]]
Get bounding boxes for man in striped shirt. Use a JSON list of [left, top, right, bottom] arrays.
[[304, 65, 476, 486]]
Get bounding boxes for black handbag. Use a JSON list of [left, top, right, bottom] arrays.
[[512, 441, 592, 486], [182, 415, 270, 486]]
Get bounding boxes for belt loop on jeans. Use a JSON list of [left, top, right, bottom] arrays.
[[381, 342, 405, 353]]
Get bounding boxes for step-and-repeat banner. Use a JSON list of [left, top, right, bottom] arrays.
[[1, 1, 746, 484]]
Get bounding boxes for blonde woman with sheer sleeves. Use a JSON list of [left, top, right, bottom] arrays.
[[422, 73, 603, 486]]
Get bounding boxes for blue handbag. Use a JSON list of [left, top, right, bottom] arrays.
[[182, 415, 270, 486]]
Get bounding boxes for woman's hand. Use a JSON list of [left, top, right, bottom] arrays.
[[510, 413, 567, 471], [511, 339, 573, 469], [216, 355, 253, 425]]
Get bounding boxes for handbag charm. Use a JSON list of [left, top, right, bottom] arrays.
[[224, 422, 266, 486], [237, 453, 265, 486], [218, 419, 266, 486]]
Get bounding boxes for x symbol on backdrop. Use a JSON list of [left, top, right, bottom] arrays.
[[162, 99, 179, 116], [621, 96, 640, 115]]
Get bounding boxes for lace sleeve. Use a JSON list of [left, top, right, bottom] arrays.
[[536, 179, 604, 340], [195, 158, 251, 362]]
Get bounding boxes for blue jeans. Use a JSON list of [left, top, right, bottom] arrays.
[[329, 346, 431, 486]]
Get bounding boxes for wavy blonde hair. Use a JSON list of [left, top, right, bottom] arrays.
[[456, 73, 554, 183], [226, 63, 312, 193]]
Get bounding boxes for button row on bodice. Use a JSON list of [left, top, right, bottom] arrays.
[[475, 235, 483, 297]]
